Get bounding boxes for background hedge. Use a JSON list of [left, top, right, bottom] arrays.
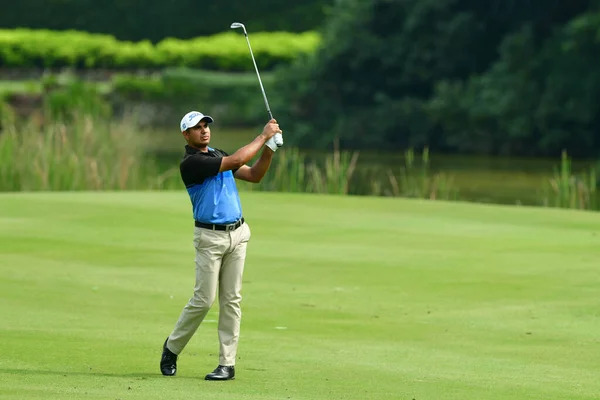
[[0, 0, 332, 43], [0, 29, 320, 71], [110, 68, 276, 127]]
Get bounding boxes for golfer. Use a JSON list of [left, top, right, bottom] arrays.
[[160, 111, 283, 381]]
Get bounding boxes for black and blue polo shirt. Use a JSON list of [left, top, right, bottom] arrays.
[[180, 145, 242, 224]]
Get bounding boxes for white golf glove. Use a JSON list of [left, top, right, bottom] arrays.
[[265, 133, 283, 152]]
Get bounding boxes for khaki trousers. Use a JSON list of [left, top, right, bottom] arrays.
[[166, 221, 251, 366]]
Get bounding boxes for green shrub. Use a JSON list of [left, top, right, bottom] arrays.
[[0, 29, 160, 69], [155, 31, 320, 71], [111, 74, 165, 102], [0, 29, 320, 71], [111, 68, 275, 127], [42, 76, 112, 122]]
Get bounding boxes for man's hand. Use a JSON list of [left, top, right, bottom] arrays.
[[261, 119, 281, 140], [263, 119, 283, 152]]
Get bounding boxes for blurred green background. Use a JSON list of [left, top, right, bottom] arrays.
[[0, 0, 598, 210]]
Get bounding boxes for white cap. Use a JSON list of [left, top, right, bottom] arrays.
[[180, 111, 214, 132]]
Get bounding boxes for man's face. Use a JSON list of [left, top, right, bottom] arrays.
[[184, 120, 211, 149]]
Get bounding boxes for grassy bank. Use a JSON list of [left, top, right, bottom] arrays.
[[1, 106, 597, 210], [1, 191, 599, 399]]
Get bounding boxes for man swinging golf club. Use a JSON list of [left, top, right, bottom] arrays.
[[160, 21, 284, 381], [160, 111, 283, 381]]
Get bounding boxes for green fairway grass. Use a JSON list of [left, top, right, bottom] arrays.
[[1, 191, 599, 400]]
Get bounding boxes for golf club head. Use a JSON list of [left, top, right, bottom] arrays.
[[230, 22, 246, 33]]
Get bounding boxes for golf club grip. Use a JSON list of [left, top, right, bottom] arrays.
[[268, 112, 283, 147]]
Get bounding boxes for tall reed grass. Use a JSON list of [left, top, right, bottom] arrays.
[[1, 111, 461, 203], [1, 75, 460, 201], [237, 144, 459, 201], [386, 147, 459, 200], [241, 147, 308, 193], [0, 113, 181, 192], [541, 150, 598, 211], [236, 143, 359, 196], [307, 139, 359, 195]]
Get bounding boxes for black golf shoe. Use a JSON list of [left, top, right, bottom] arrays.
[[160, 338, 178, 376], [205, 365, 235, 381]]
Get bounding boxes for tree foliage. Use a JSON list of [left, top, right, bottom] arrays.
[[273, 0, 600, 157], [0, 0, 331, 43]]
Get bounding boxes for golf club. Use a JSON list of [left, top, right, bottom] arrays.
[[230, 22, 283, 147]]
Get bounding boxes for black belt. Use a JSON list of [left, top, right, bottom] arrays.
[[195, 217, 245, 232]]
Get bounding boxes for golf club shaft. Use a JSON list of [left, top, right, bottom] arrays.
[[231, 22, 282, 146], [241, 32, 273, 120]]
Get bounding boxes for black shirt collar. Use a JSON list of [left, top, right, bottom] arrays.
[[185, 145, 210, 155]]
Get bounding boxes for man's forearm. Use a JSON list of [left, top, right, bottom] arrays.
[[249, 147, 274, 182], [231, 134, 269, 167]]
